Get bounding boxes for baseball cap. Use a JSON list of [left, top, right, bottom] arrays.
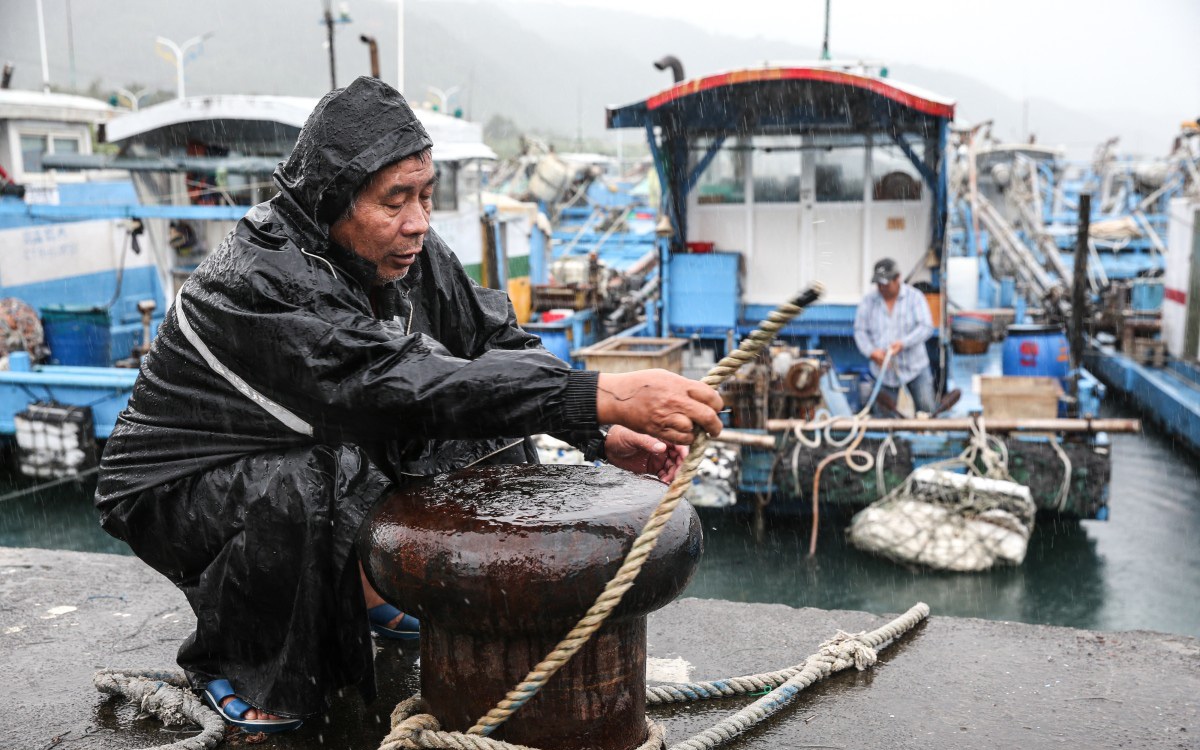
[[871, 258, 900, 284]]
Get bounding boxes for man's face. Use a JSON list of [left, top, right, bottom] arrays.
[[877, 275, 901, 300], [330, 153, 435, 285]]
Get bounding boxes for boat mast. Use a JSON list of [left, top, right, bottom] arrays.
[[821, 0, 832, 61]]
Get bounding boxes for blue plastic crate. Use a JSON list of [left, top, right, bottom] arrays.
[[668, 252, 740, 331], [525, 309, 597, 368], [1130, 280, 1164, 312]]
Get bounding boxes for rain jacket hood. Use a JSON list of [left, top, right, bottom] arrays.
[[273, 76, 433, 239]]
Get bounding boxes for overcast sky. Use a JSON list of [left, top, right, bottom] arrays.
[[506, 0, 1199, 122]]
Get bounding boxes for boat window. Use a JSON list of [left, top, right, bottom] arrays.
[[753, 136, 801, 203], [872, 141, 924, 201], [20, 134, 49, 173], [458, 161, 483, 211], [434, 162, 458, 211], [814, 145, 866, 203], [52, 137, 81, 155], [692, 138, 745, 204]]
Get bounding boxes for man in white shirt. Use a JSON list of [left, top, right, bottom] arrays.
[[853, 257, 936, 415]]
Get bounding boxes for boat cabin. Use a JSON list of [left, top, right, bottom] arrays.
[[60, 95, 498, 294], [607, 64, 955, 351], [0, 89, 115, 190]]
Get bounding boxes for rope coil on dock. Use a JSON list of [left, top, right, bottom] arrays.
[[379, 603, 929, 750]]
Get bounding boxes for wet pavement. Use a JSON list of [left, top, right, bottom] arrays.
[[2, 546, 1196, 750]]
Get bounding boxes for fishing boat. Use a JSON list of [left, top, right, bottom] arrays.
[[550, 61, 1123, 524], [0, 89, 527, 476], [951, 120, 1200, 454], [0, 89, 162, 477]]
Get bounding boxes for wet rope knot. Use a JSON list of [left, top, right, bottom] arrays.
[[92, 669, 225, 749], [379, 696, 438, 750], [818, 631, 878, 672]]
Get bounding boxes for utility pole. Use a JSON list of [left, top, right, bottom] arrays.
[[65, 0, 78, 90], [820, 0, 832, 61], [396, 0, 405, 93], [35, 0, 50, 92], [321, 1, 352, 90], [1070, 193, 1091, 409], [324, 1, 337, 89]]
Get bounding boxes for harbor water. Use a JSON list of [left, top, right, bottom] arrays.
[[1, 401, 1197, 639]]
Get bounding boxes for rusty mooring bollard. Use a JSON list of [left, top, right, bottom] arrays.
[[361, 463, 702, 750]]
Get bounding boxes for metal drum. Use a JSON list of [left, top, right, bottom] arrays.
[[1002, 323, 1070, 380]]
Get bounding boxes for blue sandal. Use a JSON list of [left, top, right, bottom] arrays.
[[203, 679, 303, 733], [368, 603, 420, 640]]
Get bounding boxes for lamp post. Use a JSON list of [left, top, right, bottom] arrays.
[[321, 1, 353, 90], [155, 33, 213, 99], [115, 87, 150, 111], [35, 0, 50, 92], [427, 85, 459, 113]]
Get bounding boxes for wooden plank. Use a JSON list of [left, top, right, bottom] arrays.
[[763, 417, 1141, 433]]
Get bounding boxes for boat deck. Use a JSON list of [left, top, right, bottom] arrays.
[[1087, 344, 1200, 455]]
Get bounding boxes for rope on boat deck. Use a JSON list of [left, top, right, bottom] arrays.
[[788, 349, 894, 556], [93, 669, 225, 749], [380, 603, 930, 750]]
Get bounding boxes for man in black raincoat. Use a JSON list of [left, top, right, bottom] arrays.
[[95, 76, 722, 724]]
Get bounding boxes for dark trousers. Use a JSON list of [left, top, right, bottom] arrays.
[[100, 443, 392, 718]]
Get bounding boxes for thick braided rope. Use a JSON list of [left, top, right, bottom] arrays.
[[646, 663, 808, 705], [666, 602, 929, 750], [380, 602, 925, 750], [93, 669, 226, 750], [382, 696, 667, 750], [468, 284, 824, 737]]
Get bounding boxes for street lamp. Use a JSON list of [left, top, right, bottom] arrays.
[[427, 85, 460, 113], [115, 87, 150, 111], [321, 1, 353, 90], [155, 33, 214, 100]]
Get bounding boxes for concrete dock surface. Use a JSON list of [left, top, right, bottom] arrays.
[[2, 547, 1195, 749]]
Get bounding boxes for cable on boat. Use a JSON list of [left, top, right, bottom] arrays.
[[788, 349, 894, 556]]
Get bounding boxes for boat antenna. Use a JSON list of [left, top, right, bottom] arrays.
[[653, 55, 685, 84], [821, 0, 832, 60]]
